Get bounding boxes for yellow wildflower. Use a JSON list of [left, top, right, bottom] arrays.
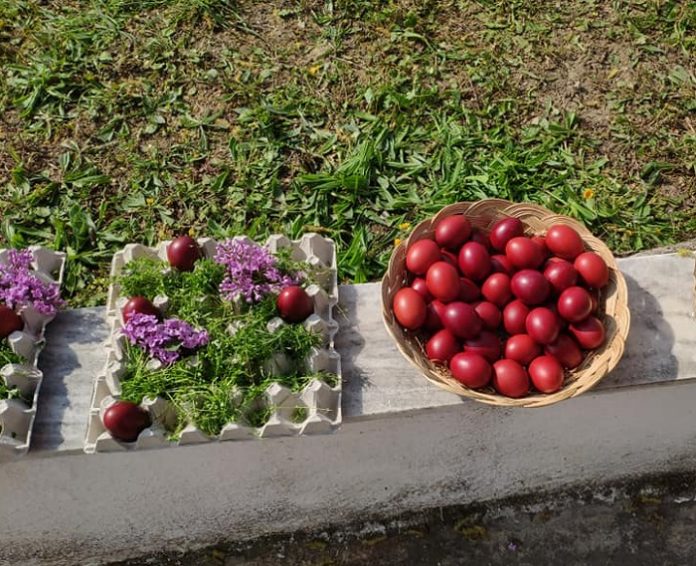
[[308, 64, 322, 76], [146, 197, 155, 206], [188, 227, 196, 237], [398, 222, 411, 230], [583, 188, 595, 200], [394, 237, 403, 247]]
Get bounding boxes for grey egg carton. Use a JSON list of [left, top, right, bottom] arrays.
[[0, 247, 66, 461], [85, 234, 341, 453]]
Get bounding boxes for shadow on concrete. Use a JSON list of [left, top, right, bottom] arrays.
[[602, 273, 678, 387], [335, 285, 368, 417]]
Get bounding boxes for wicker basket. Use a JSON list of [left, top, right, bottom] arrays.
[[381, 199, 630, 408]]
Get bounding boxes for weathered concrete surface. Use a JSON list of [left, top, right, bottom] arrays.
[[113, 472, 696, 566], [31, 252, 696, 450]]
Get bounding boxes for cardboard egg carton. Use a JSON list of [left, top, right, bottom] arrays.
[[84, 234, 341, 453], [0, 247, 66, 461]]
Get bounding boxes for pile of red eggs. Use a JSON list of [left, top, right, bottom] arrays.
[[391, 215, 610, 398]]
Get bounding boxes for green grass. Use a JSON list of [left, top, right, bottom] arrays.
[[1, 0, 694, 306]]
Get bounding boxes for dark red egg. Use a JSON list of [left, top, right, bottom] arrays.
[[410, 277, 433, 302], [526, 307, 561, 345], [481, 273, 512, 307], [426, 329, 460, 364], [167, 235, 201, 271], [504, 334, 541, 366], [122, 296, 162, 323], [392, 288, 426, 330], [503, 300, 529, 335], [545, 225, 584, 261], [426, 261, 461, 302], [492, 359, 530, 398], [435, 215, 471, 250], [505, 237, 544, 270], [458, 278, 481, 302], [529, 355, 564, 393], [458, 242, 491, 282], [425, 300, 447, 331], [442, 301, 482, 339], [0, 304, 23, 339], [574, 252, 609, 288], [544, 259, 578, 295], [464, 330, 502, 363], [450, 352, 492, 389], [489, 217, 524, 251], [569, 316, 606, 349], [491, 254, 515, 276], [511, 269, 550, 305], [557, 286, 593, 323], [545, 333, 583, 369], [277, 286, 315, 323], [103, 401, 151, 443], [473, 301, 501, 330], [406, 239, 441, 275]]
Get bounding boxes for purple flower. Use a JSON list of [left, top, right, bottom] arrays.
[[0, 249, 64, 316], [214, 240, 298, 303], [122, 313, 209, 364]]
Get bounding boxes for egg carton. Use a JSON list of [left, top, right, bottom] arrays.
[[84, 233, 341, 453], [0, 247, 66, 461]]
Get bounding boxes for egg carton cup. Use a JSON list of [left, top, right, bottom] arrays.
[[85, 234, 342, 453], [0, 247, 66, 461]]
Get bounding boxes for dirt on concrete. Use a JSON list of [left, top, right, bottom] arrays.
[[113, 471, 696, 566]]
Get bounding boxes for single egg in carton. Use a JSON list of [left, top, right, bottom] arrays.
[[85, 234, 341, 453], [0, 247, 66, 461]]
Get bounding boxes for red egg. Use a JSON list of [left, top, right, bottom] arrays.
[[464, 330, 502, 363], [545, 334, 584, 369], [504, 334, 541, 366], [532, 235, 549, 259], [490, 217, 524, 251], [505, 237, 544, 269], [529, 355, 564, 393], [492, 359, 530, 398], [458, 278, 481, 302], [410, 278, 433, 302], [0, 305, 23, 339], [545, 225, 584, 261], [277, 286, 314, 323], [473, 301, 501, 330], [442, 301, 482, 339], [440, 249, 459, 268], [574, 252, 609, 288], [426, 329, 460, 364], [491, 254, 515, 276], [511, 269, 550, 305], [543, 260, 578, 294], [392, 288, 427, 330], [406, 239, 441, 275], [167, 235, 201, 272], [569, 316, 605, 349], [526, 307, 561, 345], [458, 242, 491, 281], [557, 286, 593, 323], [481, 273, 512, 307], [122, 296, 162, 323], [103, 401, 151, 443], [435, 215, 471, 250], [425, 300, 447, 331], [450, 352, 492, 389], [470, 229, 492, 250], [503, 300, 530, 335], [426, 261, 461, 302]]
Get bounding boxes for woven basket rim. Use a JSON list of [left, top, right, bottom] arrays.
[[380, 199, 631, 408]]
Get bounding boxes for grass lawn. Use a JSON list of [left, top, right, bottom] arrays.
[[1, 0, 694, 306]]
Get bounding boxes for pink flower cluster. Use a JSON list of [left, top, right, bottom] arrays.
[[214, 239, 298, 303], [122, 313, 209, 365], [0, 249, 64, 315]]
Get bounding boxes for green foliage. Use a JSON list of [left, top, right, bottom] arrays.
[[117, 256, 327, 436]]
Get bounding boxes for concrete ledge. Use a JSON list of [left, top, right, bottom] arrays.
[[0, 253, 694, 564]]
